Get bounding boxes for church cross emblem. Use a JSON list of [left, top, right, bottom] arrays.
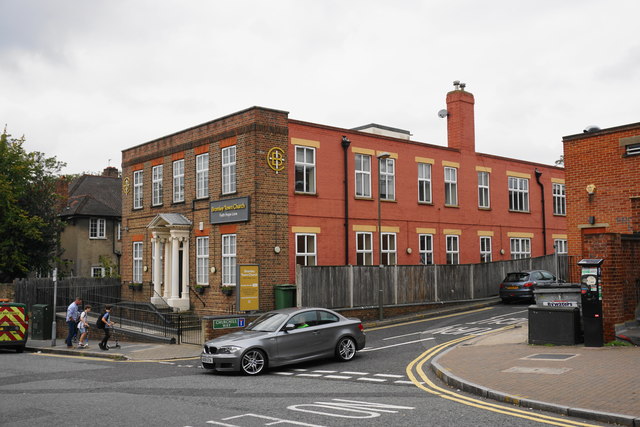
[[267, 147, 285, 173]]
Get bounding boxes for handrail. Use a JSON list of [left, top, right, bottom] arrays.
[[189, 286, 206, 307]]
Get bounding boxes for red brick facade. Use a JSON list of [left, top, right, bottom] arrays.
[[563, 123, 640, 340], [121, 87, 566, 315]]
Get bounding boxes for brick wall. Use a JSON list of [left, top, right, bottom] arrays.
[[563, 123, 640, 340]]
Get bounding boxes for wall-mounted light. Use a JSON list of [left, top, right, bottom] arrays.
[[143, 265, 148, 272], [500, 249, 505, 255], [210, 267, 216, 273], [586, 184, 596, 195], [274, 246, 281, 254], [406, 248, 412, 254]]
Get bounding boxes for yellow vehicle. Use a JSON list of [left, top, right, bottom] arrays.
[[0, 299, 29, 353]]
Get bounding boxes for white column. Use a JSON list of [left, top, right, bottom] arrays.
[[163, 239, 171, 299], [170, 236, 180, 300], [181, 237, 190, 301], [151, 235, 165, 305]]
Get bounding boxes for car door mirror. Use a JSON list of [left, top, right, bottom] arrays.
[[284, 323, 295, 332]]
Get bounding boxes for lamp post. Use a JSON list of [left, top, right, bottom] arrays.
[[376, 152, 391, 321]]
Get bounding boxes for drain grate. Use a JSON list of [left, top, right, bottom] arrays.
[[523, 353, 578, 361]]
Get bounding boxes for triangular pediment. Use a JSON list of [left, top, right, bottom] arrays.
[[147, 213, 192, 229]]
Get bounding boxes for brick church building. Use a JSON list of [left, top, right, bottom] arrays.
[[120, 83, 566, 314]]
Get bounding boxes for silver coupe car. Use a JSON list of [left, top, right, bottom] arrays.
[[201, 307, 366, 375]]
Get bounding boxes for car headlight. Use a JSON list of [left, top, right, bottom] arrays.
[[217, 345, 242, 354]]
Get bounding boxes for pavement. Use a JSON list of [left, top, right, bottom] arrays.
[[22, 305, 640, 426], [432, 324, 640, 426]]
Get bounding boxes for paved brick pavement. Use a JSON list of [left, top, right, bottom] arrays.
[[432, 325, 640, 425]]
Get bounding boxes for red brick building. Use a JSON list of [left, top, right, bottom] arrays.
[[563, 123, 640, 340], [121, 84, 566, 314]]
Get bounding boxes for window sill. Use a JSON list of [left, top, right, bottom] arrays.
[[89, 237, 107, 240], [294, 191, 318, 197], [151, 204, 163, 209], [355, 196, 373, 201], [478, 207, 491, 211], [553, 213, 566, 217], [172, 201, 186, 206], [381, 199, 396, 203], [508, 210, 531, 214], [444, 204, 460, 208], [418, 201, 433, 206]]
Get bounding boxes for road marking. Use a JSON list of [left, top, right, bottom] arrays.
[[373, 373, 404, 378], [297, 373, 323, 377], [357, 377, 386, 382], [361, 337, 435, 351], [292, 368, 308, 372], [313, 370, 337, 373], [406, 326, 601, 427], [341, 371, 368, 375], [366, 307, 493, 331], [325, 375, 352, 380], [273, 371, 295, 376], [395, 380, 422, 385]]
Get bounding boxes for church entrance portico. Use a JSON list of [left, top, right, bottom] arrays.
[[148, 214, 192, 311]]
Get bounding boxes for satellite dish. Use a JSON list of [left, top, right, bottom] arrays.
[[438, 109, 449, 118]]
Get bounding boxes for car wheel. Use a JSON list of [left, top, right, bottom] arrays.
[[240, 349, 266, 375], [335, 336, 357, 362], [501, 298, 510, 304]]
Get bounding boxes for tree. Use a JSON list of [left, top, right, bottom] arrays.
[[555, 155, 564, 166], [0, 128, 66, 281]]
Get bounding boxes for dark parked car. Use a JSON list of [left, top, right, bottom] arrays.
[[201, 307, 366, 375], [499, 270, 557, 303]]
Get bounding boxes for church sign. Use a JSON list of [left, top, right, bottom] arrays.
[[210, 197, 250, 224]]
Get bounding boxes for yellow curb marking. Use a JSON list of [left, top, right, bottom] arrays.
[[406, 326, 601, 427]]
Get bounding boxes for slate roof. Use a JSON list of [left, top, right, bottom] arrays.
[[60, 174, 122, 218], [148, 213, 192, 227]]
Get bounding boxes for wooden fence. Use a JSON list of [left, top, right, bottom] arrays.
[[297, 254, 577, 309]]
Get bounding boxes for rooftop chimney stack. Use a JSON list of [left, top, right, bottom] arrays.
[[102, 166, 119, 178], [446, 81, 475, 152]]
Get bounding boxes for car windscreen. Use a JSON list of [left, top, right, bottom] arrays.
[[504, 272, 529, 282], [245, 312, 288, 332]]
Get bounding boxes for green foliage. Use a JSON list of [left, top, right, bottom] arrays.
[[0, 128, 66, 281], [99, 255, 120, 279], [605, 340, 633, 347]]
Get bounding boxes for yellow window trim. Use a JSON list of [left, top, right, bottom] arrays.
[[475, 166, 492, 173], [416, 227, 436, 234], [442, 161, 460, 168], [352, 147, 376, 155], [507, 171, 531, 179], [415, 157, 434, 164], [552, 234, 568, 239], [353, 225, 376, 232], [508, 232, 534, 238], [477, 231, 494, 237], [551, 178, 566, 184], [381, 226, 400, 233], [291, 138, 320, 148], [443, 229, 462, 235], [291, 227, 321, 234]]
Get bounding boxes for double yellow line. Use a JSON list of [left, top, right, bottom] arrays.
[[406, 327, 600, 427]]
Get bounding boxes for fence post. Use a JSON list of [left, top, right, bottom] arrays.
[[434, 266, 439, 302], [348, 265, 354, 308], [470, 264, 474, 300]]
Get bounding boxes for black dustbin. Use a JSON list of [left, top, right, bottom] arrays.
[[274, 285, 297, 309], [31, 304, 53, 340], [528, 305, 582, 345]]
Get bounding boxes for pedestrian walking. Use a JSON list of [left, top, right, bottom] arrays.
[[77, 305, 92, 348], [65, 297, 82, 348], [99, 305, 115, 351]]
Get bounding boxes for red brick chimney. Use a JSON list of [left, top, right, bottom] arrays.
[[102, 166, 119, 178], [446, 81, 475, 152]]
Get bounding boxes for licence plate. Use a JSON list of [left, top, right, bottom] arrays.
[[506, 286, 519, 290], [201, 355, 214, 364]]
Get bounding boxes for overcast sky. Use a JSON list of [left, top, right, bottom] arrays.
[[2, 1, 639, 175]]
